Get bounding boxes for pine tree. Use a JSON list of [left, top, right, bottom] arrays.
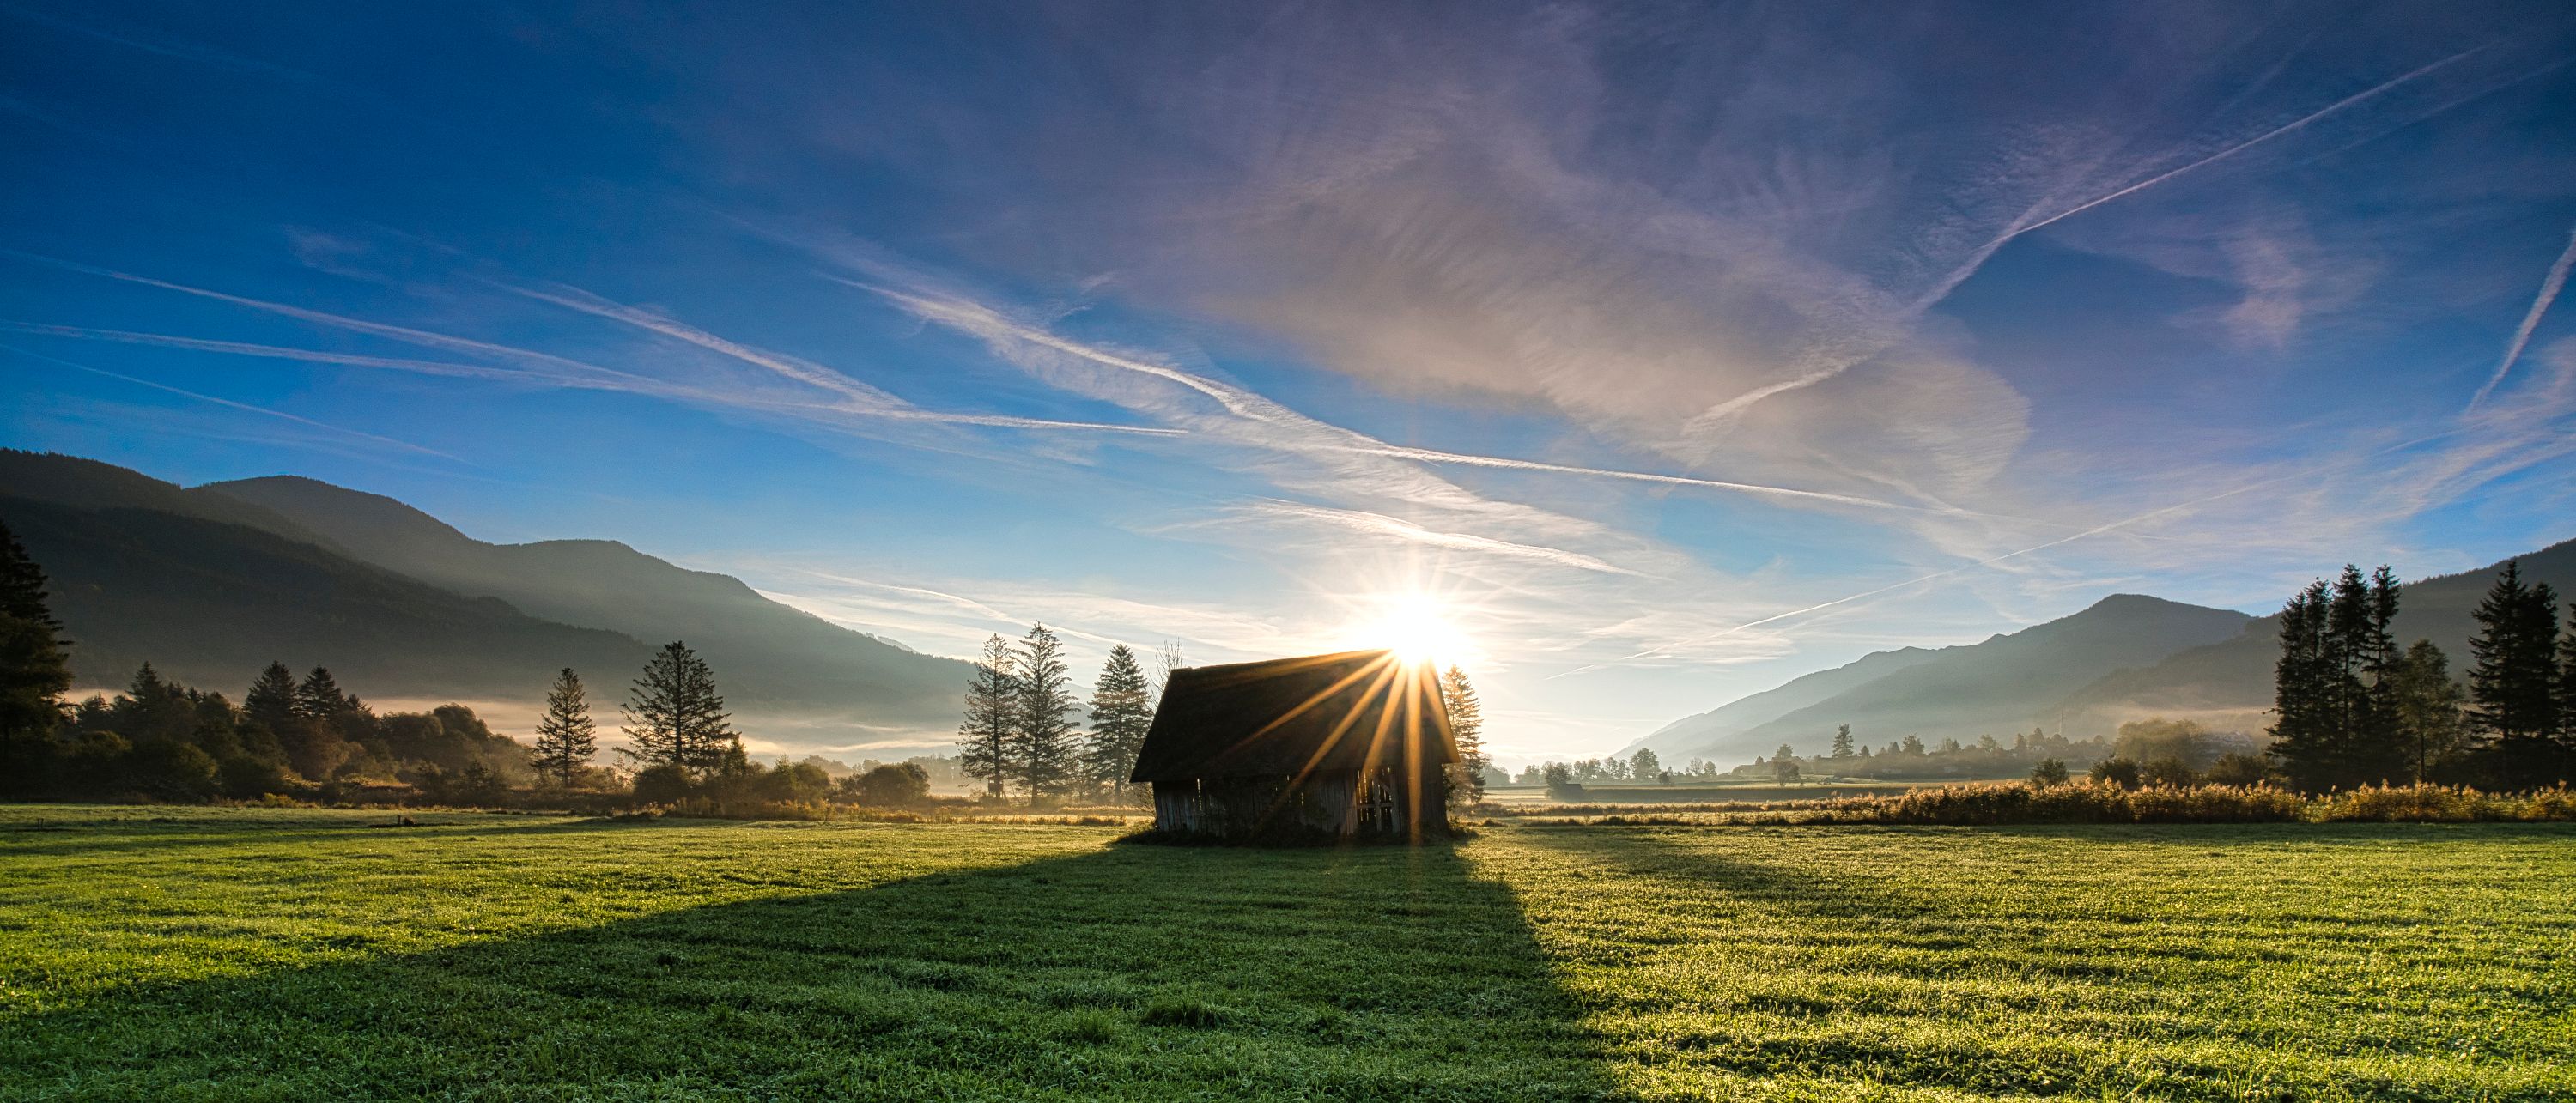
[[2389, 640, 2464, 783], [296, 666, 349, 719], [2466, 562, 2560, 742], [2562, 603, 2576, 740], [1439, 664, 1489, 807], [622, 641, 735, 773], [2270, 579, 2337, 789], [1012, 624, 1081, 805], [243, 662, 299, 733], [957, 634, 1017, 800], [532, 667, 597, 787], [1082, 645, 1153, 801], [0, 519, 71, 761], [1831, 724, 1855, 758]]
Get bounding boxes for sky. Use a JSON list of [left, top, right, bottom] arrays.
[[4, 1, 2576, 764]]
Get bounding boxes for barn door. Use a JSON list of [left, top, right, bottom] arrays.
[[1357, 767, 1397, 833]]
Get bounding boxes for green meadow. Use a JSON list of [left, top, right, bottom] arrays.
[[3, 806, 2570, 1101]]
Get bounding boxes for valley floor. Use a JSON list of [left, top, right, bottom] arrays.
[[2, 806, 2569, 1100]]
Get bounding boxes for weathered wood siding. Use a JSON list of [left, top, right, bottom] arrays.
[[1151, 767, 1449, 839]]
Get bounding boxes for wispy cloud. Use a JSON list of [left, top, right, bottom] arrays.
[[0, 342, 466, 464]]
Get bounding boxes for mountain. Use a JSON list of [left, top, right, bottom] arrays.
[[1, 453, 647, 700], [1642, 595, 2256, 765], [200, 475, 972, 730], [1619, 645, 1941, 759], [1641, 539, 2576, 767], [2050, 538, 2576, 736], [0, 452, 972, 737]]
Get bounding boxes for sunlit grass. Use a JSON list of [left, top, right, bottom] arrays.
[[3, 805, 2569, 1100]]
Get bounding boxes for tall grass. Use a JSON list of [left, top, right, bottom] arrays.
[[1507, 781, 2576, 827]]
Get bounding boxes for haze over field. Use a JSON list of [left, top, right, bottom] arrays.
[[6, 2, 2576, 761]]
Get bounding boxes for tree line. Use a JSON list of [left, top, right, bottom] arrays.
[[2271, 561, 2573, 791], [0, 519, 933, 808]]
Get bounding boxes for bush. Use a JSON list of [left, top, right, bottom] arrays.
[[2089, 757, 2142, 790], [124, 739, 220, 801], [2029, 758, 2069, 786], [2203, 752, 2271, 786], [846, 763, 932, 807], [758, 761, 833, 803], [218, 755, 295, 799], [2141, 755, 2198, 788], [632, 764, 694, 804]]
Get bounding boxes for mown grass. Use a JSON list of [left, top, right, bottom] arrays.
[[2, 806, 2570, 1100]]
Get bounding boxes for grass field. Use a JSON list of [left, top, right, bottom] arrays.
[[3, 807, 2572, 1100]]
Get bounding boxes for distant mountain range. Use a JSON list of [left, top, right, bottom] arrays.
[[0, 451, 973, 739], [1626, 539, 2576, 766]]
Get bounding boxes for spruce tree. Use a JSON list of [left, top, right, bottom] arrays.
[[957, 634, 1017, 800], [296, 667, 349, 719], [2389, 640, 2464, 783], [1440, 665, 1489, 806], [243, 662, 299, 734], [2466, 562, 2559, 741], [1012, 624, 1081, 805], [1831, 724, 1855, 758], [0, 519, 71, 762], [532, 667, 597, 787], [622, 641, 734, 773], [2562, 603, 2576, 740], [2269, 579, 2337, 789], [1082, 645, 1153, 801]]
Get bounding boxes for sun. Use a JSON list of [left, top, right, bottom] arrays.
[[1356, 593, 1472, 668]]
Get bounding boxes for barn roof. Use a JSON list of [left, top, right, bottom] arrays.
[[1129, 649, 1459, 784]]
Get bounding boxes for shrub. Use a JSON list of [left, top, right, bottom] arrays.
[[124, 739, 220, 801], [845, 762, 932, 807], [2029, 758, 2070, 786], [2089, 757, 2142, 790], [632, 764, 694, 804], [2203, 752, 2271, 786], [218, 755, 295, 799], [2141, 755, 2198, 788]]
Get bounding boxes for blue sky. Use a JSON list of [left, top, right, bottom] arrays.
[[5, 1, 2575, 762]]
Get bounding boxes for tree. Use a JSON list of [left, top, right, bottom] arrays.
[[1541, 762, 1582, 800], [532, 667, 596, 787], [1830, 724, 1854, 758], [1440, 665, 1490, 808], [1899, 734, 1924, 755], [2564, 603, 2576, 738], [2270, 578, 2338, 789], [1012, 624, 1081, 805], [2389, 640, 2466, 783], [1083, 645, 1153, 800], [957, 634, 1017, 800], [0, 519, 70, 766], [845, 762, 931, 807], [622, 641, 736, 774], [1151, 640, 1186, 700], [1627, 748, 1660, 785], [296, 666, 351, 720], [243, 662, 298, 735], [2029, 758, 2069, 786], [2089, 757, 2142, 789], [1762, 747, 1803, 783], [2464, 561, 2561, 783]]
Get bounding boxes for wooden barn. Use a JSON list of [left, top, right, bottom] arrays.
[[1128, 649, 1458, 841]]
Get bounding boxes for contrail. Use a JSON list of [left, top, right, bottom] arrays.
[[1913, 44, 2491, 315], [0, 342, 467, 462], [843, 276, 1933, 514], [0, 253, 1182, 435], [2468, 222, 2576, 412], [500, 280, 1181, 434], [2014, 45, 2489, 240]]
